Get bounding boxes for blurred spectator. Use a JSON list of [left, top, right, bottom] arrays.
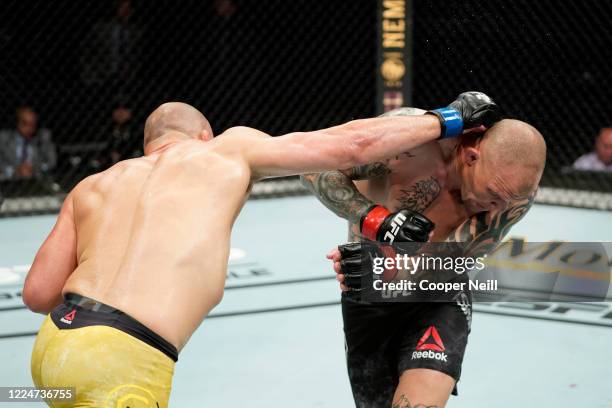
[[573, 127, 612, 172], [80, 0, 143, 90], [213, 0, 238, 63], [0, 106, 56, 180], [214, 0, 237, 17], [102, 104, 141, 167]]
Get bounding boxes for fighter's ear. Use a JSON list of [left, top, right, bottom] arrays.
[[462, 146, 480, 166], [200, 129, 213, 141]]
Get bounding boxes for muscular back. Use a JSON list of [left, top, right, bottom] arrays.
[[63, 139, 251, 350]]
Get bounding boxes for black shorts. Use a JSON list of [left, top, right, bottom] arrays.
[[342, 291, 472, 408]]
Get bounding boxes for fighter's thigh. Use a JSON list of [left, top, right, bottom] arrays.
[[397, 298, 471, 383], [342, 297, 402, 407], [392, 368, 454, 408], [31, 315, 59, 390]]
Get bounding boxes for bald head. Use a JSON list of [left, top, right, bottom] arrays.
[[456, 119, 546, 212], [480, 119, 547, 176], [144, 102, 212, 147]]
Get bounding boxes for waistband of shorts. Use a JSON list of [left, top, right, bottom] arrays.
[[59, 293, 178, 362]]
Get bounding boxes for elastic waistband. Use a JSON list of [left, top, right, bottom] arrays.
[[64, 293, 123, 313], [51, 293, 178, 362]]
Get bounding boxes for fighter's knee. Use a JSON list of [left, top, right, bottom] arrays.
[[393, 369, 454, 408], [391, 393, 445, 408]]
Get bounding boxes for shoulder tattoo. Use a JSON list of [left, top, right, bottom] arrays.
[[447, 195, 535, 257], [395, 176, 441, 213]]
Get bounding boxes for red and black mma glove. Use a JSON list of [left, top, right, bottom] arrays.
[[339, 208, 435, 299], [360, 206, 433, 244], [427, 91, 503, 139]]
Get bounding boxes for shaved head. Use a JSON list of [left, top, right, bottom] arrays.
[[144, 102, 212, 147], [479, 119, 546, 194], [457, 119, 546, 212], [481, 119, 546, 171]]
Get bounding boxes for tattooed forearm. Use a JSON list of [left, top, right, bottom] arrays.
[[446, 194, 535, 257], [396, 177, 441, 213], [346, 161, 391, 180], [300, 170, 375, 224], [300, 162, 392, 225], [392, 395, 438, 408], [348, 222, 361, 242]]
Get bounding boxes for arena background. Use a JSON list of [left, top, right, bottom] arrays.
[[0, 2, 611, 407], [0, 0, 611, 215]]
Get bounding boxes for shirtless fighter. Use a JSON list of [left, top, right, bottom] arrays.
[[22, 96, 498, 407], [301, 100, 546, 408]]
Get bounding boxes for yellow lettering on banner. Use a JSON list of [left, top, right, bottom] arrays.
[[383, 19, 405, 32], [383, 32, 405, 49], [383, 0, 405, 18], [380, 0, 406, 105], [382, 0, 405, 49]]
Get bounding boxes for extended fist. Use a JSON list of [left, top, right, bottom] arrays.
[[428, 91, 502, 138]]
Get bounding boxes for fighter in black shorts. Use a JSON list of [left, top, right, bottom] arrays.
[[302, 93, 546, 407], [341, 292, 472, 405]]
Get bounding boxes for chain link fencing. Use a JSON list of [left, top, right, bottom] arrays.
[[0, 0, 610, 216]]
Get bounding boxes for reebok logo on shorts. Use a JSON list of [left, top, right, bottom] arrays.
[[411, 326, 448, 362], [60, 309, 76, 325]]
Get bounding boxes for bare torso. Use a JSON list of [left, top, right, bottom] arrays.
[[62, 138, 251, 350], [350, 141, 471, 242]]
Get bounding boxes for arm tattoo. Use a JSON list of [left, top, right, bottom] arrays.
[[392, 395, 438, 408], [446, 194, 535, 257], [300, 162, 392, 225], [347, 161, 391, 180], [300, 170, 376, 224], [396, 177, 441, 213], [300, 163, 392, 240], [301, 161, 390, 185]]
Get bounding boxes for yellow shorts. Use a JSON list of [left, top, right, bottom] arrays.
[[31, 297, 176, 408]]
